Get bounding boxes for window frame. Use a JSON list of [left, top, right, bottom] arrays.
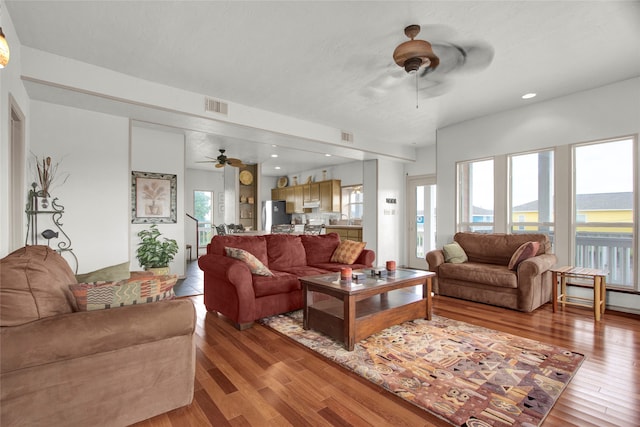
[[456, 158, 495, 233], [571, 136, 637, 290]]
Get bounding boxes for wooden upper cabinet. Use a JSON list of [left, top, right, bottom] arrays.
[[271, 179, 341, 213], [319, 180, 341, 212], [293, 186, 304, 213], [284, 187, 295, 213]]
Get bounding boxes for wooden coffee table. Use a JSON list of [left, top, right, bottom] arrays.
[[300, 268, 435, 351]]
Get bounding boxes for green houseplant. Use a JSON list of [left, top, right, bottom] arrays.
[[136, 225, 179, 274]]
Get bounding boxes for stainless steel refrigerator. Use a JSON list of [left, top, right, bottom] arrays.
[[262, 200, 291, 231]]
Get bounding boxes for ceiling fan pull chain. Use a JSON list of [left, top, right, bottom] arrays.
[[416, 71, 419, 109]]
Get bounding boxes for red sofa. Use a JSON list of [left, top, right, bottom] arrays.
[[198, 233, 375, 329]]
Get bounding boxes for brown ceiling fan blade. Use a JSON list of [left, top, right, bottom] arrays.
[[215, 163, 225, 168], [227, 158, 244, 165]]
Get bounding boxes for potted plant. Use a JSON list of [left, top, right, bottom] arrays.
[[136, 225, 179, 275]]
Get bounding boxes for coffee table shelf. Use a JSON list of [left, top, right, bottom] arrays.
[[301, 268, 435, 350]]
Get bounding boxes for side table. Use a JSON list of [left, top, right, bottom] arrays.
[[551, 266, 608, 321]]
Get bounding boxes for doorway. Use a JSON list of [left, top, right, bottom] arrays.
[[9, 96, 26, 251], [406, 175, 436, 269]]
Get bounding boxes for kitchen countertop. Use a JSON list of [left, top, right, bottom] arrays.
[[326, 225, 362, 229]]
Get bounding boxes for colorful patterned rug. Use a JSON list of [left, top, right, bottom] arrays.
[[260, 311, 584, 426]]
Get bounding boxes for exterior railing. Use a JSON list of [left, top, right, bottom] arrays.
[[575, 233, 633, 287], [198, 222, 213, 247]]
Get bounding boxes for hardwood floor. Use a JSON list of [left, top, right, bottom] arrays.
[[134, 295, 640, 427]]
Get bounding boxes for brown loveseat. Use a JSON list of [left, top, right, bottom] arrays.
[[0, 246, 196, 427], [198, 232, 375, 329], [426, 232, 557, 312]]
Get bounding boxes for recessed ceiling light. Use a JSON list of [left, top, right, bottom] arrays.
[[271, 144, 277, 147], [271, 154, 278, 158], [275, 166, 281, 170], [325, 154, 332, 157], [522, 93, 537, 99]]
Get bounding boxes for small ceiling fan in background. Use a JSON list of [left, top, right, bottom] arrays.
[[197, 149, 246, 168], [365, 24, 494, 103]]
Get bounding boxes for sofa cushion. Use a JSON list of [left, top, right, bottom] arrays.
[[331, 240, 366, 264], [443, 242, 468, 263], [311, 262, 370, 272], [252, 271, 302, 298], [225, 247, 274, 276], [454, 232, 548, 265], [75, 261, 131, 283], [209, 235, 269, 266], [274, 265, 329, 277], [301, 233, 341, 265], [439, 262, 518, 288], [0, 246, 78, 326], [265, 234, 307, 270], [69, 275, 177, 311], [508, 241, 541, 270]]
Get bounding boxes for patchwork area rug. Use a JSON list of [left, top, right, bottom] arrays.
[[260, 311, 584, 427]]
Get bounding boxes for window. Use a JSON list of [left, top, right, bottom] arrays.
[[573, 137, 636, 289], [457, 159, 494, 232], [194, 190, 214, 246], [509, 150, 555, 242], [341, 185, 363, 221]]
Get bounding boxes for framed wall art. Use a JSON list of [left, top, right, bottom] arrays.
[[131, 171, 177, 224]]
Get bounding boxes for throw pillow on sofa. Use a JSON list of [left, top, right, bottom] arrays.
[[508, 241, 540, 270], [225, 247, 274, 276], [330, 240, 366, 264], [75, 261, 131, 283], [69, 274, 177, 311], [443, 242, 468, 263], [0, 245, 78, 326]]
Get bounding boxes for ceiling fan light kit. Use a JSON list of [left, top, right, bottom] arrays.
[[393, 25, 439, 74]]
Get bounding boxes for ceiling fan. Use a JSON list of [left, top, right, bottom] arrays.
[[197, 149, 246, 168], [366, 24, 494, 101]]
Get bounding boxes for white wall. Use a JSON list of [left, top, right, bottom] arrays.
[[375, 159, 405, 266], [436, 77, 640, 313], [29, 101, 130, 272], [437, 77, 640, 246], [405, 144, 437, 177], [0, 2, 30, 256], [130, 125, 186, 277]]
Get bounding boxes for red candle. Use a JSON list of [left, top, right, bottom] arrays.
[[340, 267, 352, 280], [386, 260, 396, 271]]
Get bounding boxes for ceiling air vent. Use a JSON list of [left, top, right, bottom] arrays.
[[204, 97, 228, 115], [341, 130, 354, 144]]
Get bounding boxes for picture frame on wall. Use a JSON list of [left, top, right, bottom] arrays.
[[131, 171, 177, 224]]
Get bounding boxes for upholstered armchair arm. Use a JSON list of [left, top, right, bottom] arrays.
[[1, 299, 195, 373], [518, 253, 557, 276], [198, 254, 256, 324], [426, 249, 445, 271], [516, 253, 558, 311], [356, 249, 375, 267]]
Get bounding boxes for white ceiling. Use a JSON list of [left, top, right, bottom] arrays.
[[6, 1, 640, 175]]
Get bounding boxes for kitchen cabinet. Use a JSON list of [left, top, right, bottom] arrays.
[[284, 187, 295, 214], [319, 180, 341, 212], [272, 179, 341, 214], [294, 186, 304, 213], [325, 226, 363, 242]]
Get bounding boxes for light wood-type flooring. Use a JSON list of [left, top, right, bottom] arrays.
[[134, 294, 640, 427]]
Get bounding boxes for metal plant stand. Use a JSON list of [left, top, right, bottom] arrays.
[[25, 183, 78, 273]]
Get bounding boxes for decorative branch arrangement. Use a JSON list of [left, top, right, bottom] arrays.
[[32, 154, 69, 197]]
